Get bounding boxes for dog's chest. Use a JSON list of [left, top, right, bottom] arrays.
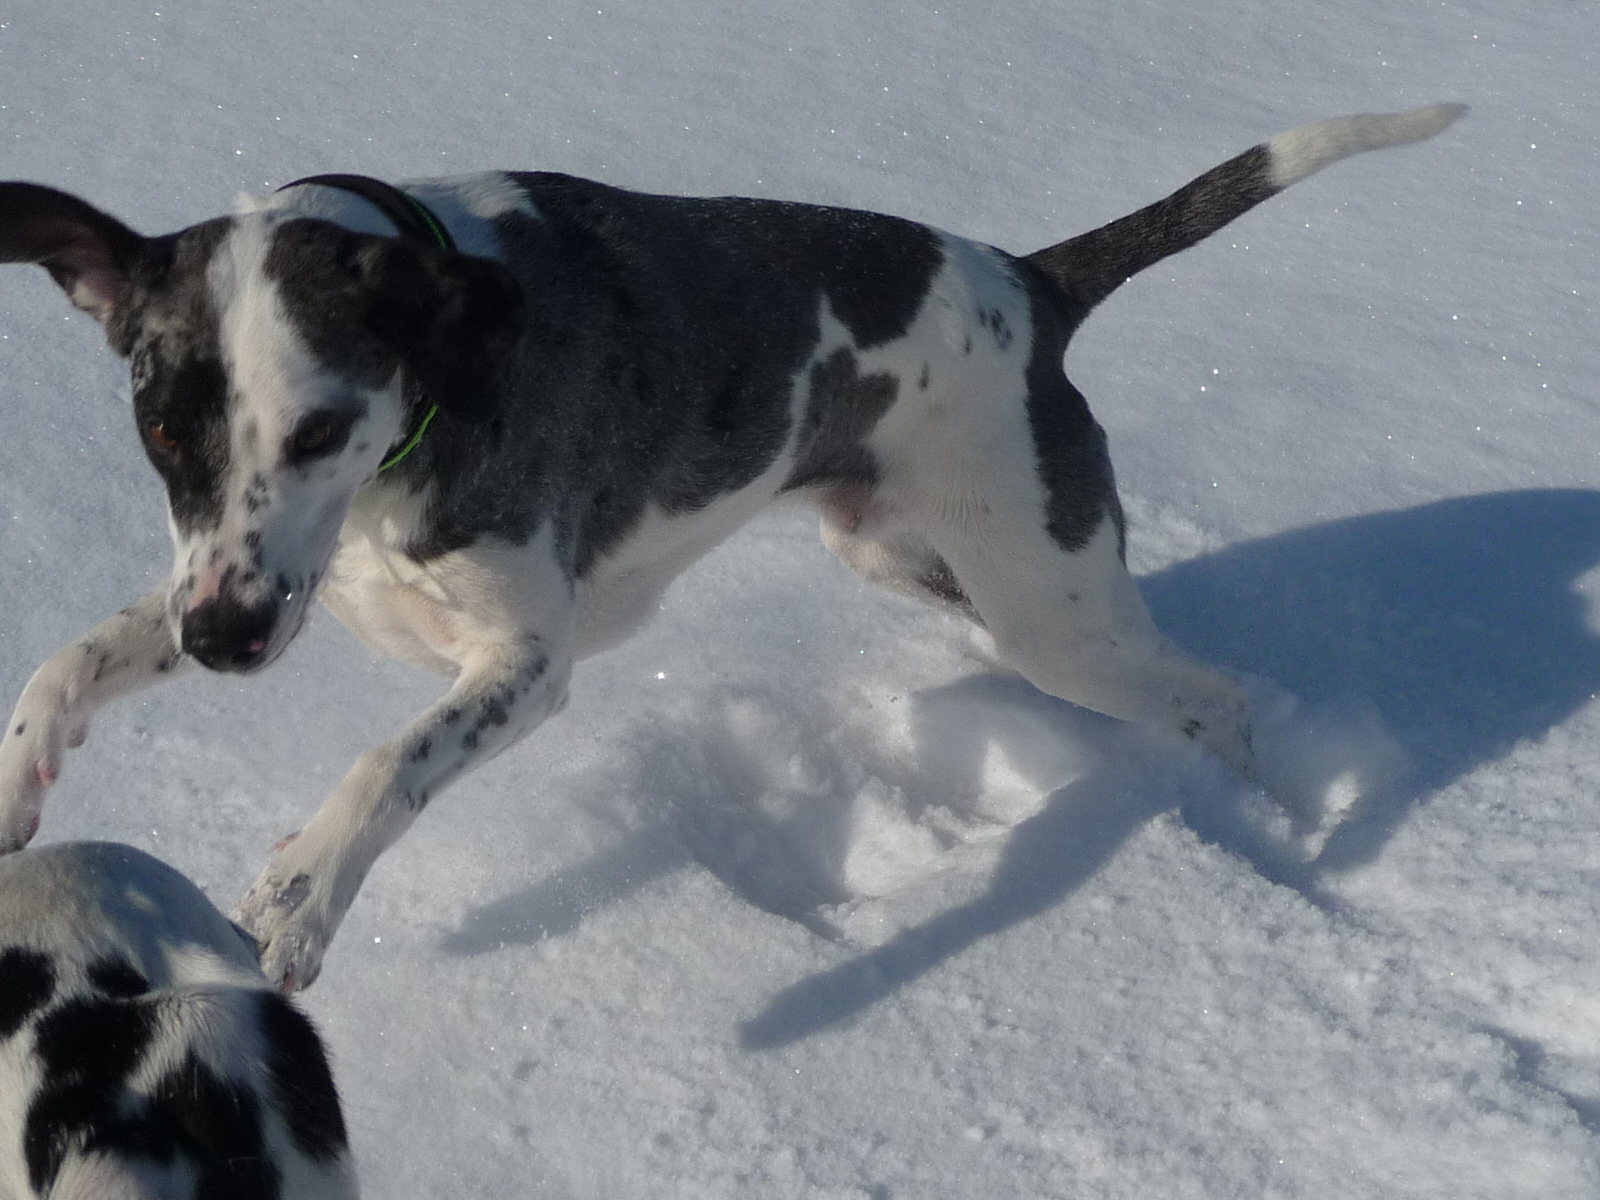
[[321, 479, 778, 673]]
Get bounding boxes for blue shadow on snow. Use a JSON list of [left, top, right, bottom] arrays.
[[739, 488, 1600, 1048]]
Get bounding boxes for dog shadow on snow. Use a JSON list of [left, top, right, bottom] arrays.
[[444, 489, 1600, 1050]]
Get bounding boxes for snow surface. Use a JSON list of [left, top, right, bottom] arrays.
[[1, 1, 1597, 1196]]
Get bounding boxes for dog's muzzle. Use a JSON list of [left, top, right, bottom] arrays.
[[181, 596, 279, 672]]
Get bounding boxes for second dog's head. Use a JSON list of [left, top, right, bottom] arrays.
[[0, 182, 524, 672]]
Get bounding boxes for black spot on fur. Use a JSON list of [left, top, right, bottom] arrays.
[[30, 996, 154, 1082], [258, 992, 348, 1161], [409, 736, 432, 763], [132, 351, 234, 534], [1180, 719, 1206, 740], [0, 947, 56, 1038], [24, 996, 158, 1192], [783, 347, 899, 493], [267, 218, 525, 437], [918, 561, 981, 623], [474, 687, 517, 733], [87, 956, 149, 999], [260, 224, 407, 391], [1019, 273, 1123, 556], [12, 721, 24, 736], [461, 730, 480, 752], [109, 218, 235, 536], [148, 1052, 281, 1200], [978, 305, 1014, 350]]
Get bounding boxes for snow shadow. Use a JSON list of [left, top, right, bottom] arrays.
[[444, 489, 1600, 1042], [439, 668, 1133, 961], [742, 488, 1600, 1046], [738, 758, 1172, 1049], [1142, 488, 1600, 873], [437, 830, 688, 955]]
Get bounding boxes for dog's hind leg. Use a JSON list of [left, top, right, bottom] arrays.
[[0, 589, 189, 850], [967, 519, 1251, 770], [921, 494, 1254, 776]]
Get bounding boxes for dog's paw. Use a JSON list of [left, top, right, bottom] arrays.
[[231, 851, 334, 993], [0, 687, 82, 851], [1243, 678, 1410, 860]]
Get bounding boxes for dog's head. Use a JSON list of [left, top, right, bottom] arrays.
[[0, 182, 524, 672]]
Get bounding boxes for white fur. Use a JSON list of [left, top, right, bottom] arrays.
[[1266, 102, 1467, 189]]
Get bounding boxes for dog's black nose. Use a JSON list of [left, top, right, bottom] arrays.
[[181, 597, 277, 672]]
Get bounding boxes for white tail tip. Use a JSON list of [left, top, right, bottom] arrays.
[[1266, 102, 1467, 189]]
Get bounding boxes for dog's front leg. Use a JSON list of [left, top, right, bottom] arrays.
[[232, 632, 571, 992], [0, 588, 187, 850]]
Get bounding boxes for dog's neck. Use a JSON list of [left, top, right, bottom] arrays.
[[235, 172, 538, 262], [236, 181, 411, 239]]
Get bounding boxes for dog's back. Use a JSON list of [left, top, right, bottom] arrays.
[[0, 843, 356, 1200]]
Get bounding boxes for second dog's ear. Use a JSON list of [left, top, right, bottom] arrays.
[[0, 183, 145, 327], [357, 240, 525, 426]]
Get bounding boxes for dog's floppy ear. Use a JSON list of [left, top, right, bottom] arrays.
[[356, 239, 525, 425], [0, 182, 145, 326]]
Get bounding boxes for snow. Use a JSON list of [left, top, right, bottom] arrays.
[[2, 0, 1597, 1196]]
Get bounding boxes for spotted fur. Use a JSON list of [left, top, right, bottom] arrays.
[[0, 842, 355, 1200], [0, 105, 1462, 991]]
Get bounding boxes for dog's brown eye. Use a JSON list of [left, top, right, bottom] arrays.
[[293, 420, 333, 456], [147, 422, 178, 454], [285, 412, 352, 464]]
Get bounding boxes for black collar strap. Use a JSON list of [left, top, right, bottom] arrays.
[[276, 173, 453, 471], [278, 173, 456, 251]]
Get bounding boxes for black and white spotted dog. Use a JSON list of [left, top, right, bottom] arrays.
[[0, 842, 355, 1199], [0, 104, 1462, 992]]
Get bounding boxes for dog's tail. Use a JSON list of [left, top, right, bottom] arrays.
[[1027, 103, 1466, 334]]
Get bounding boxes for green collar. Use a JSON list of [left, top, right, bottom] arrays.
[[377, 403, 439, 472]]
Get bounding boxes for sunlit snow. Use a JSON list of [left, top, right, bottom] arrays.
[[1, 1, 1596, 1196]]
